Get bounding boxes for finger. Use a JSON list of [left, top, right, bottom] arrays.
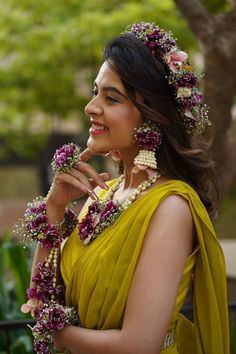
[[80, 148, 110, 162], [89, 172, 111, 190], [69, 168, 94, 190], [80, 148, 96, 162], [75, 161, 109, 190], [56, 173, 97, 200], [68, 168, 99, 200]]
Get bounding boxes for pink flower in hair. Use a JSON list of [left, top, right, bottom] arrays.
[[166, 50, 188, 72]]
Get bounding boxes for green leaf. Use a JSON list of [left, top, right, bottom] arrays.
[[10, 334, 33, 354], [2, 236, 30, 307]]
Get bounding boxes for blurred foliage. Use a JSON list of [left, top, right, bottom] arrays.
[[0, 0, 197, 159], [0, 232, 33, 353], [202, 0, 230, 13], [0, 0, 233, 159]]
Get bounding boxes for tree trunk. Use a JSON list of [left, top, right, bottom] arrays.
[[174, 0, 236, 199]]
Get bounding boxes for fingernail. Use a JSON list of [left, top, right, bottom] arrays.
[[84, 187, 93, 193], [101, 182, 109, 190]]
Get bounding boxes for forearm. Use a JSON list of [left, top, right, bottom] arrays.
[[54, 326, 127, 354], [54, 324, 162, 354]]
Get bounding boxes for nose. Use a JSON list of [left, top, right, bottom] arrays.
[[84, 97, 103, 116]]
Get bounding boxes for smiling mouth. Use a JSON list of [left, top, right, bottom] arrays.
[[89, 123, 109, 136], [91, 124, 109, 131]]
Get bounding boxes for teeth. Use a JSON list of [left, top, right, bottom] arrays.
[[92, 124, 108, 131]]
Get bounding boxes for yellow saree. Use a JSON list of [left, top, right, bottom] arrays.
[[61, 180, 229, 354]]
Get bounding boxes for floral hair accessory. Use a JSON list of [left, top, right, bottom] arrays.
[[13, 196, 78, 248], [51, 142, 81, 173], [126, 22, 211, 134]]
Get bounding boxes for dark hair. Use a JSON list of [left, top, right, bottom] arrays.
[[103, 33, 219, 219]]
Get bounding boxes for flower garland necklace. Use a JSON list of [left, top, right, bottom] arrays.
[[78, 171, 160, 245]]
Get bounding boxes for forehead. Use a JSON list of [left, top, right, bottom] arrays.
[[95, 61, 124, 89]]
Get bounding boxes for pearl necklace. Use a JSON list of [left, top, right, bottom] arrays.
[[106, 173, 160, 208], [78, 172, 161, 245]]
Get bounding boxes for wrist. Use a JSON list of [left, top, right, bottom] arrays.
[[46, 199, 67, 224]]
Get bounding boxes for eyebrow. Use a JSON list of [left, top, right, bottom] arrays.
[[94, 82, 128, 100]]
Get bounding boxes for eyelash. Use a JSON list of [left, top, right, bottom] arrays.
[[91, 90, 119, 103]]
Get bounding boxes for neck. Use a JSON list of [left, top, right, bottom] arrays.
[[119, 149, 150, 189]]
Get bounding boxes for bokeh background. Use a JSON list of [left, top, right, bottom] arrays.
[[0, 0, 236, 353]]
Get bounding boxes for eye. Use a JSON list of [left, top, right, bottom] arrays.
[[106, 95, 119, 103], [91, 89, 97, 97]]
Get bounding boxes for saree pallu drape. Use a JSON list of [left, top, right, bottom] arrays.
[[61, 180, 230, 354]]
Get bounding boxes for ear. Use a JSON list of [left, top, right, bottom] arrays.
[[110, 150, 122, 162]]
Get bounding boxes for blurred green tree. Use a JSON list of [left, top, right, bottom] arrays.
[[1, 0, 235, 197], [0, 0, 193, 159]]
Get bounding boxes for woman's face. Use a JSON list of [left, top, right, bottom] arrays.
[[84, 61, 142, 155]]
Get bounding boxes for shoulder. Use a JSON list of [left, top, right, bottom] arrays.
[[156, 193, 193, 222], [144, 193, 195, 258], [150, 193, 194, 232]]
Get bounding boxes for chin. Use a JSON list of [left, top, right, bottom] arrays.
[[87, 138, 109, 153]]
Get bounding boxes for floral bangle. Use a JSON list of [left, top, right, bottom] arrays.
[[13, 196, 78, 248], [23, 246, 80, 354], [31, 300, 80, 354]]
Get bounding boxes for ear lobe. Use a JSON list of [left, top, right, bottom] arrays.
[[110, 150, 122, 161]]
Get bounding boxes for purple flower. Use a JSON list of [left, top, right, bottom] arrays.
[[40, 225, 61, 248], [175, 73, 198, 88], [37, 261, 56, 279], [135, 130, 162, 150], [27, 287, 39, 300], [177, 92, 202, 109], [161, 38, 176, 54], [32, 214, 47, 229], [34, 340, 50, 354], [51, 143, 81, 173], [46, 306, 66, 330], [54, 145, 75, 166], [32, 319, 47, 334], [28, 203, 46, 214], [145, 29, 163, 49], [100, 201, 119, 221], [62, 208, 77, 239], [78, 214, 94, 240], [88, 201, 101, 214], [131, 23, 151, 34]]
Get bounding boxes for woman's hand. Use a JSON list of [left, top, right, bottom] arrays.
[[46, 148, 111, 209]]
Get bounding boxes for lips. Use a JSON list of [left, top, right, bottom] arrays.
[[89, 121, 109, 135]]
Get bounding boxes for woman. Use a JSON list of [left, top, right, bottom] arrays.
[[24, 22, 229, 353]]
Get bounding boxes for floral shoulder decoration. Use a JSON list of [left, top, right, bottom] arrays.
[[126, 22, 211, 135]]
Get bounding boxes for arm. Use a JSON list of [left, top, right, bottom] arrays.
[[53, 194, 195, 354], [29, 148, 110, 290]]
